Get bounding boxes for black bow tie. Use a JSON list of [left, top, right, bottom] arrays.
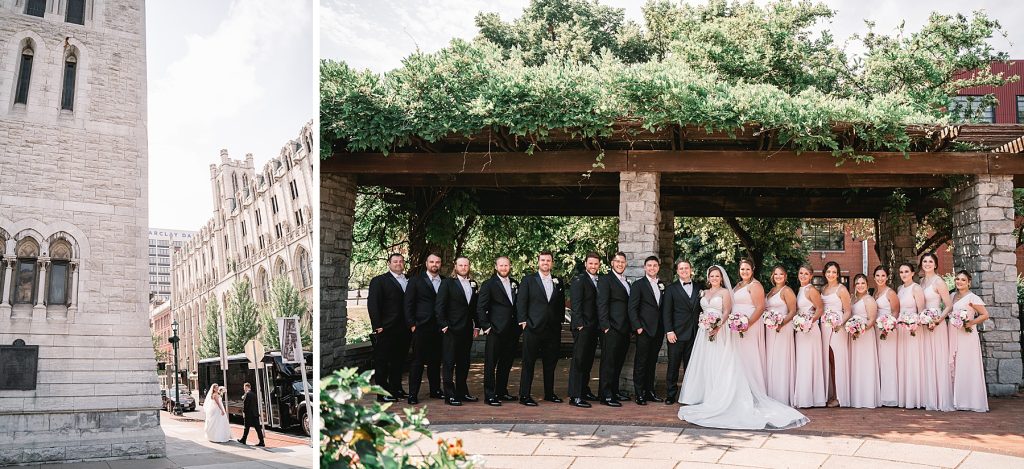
[[682, 282, 692, 285]]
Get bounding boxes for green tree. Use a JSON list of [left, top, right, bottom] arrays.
[[198, 297, 221, 359], [262, 276, 312, 350], [151, 333, 169, 364], [225, 279, 262, 355], [677, 217, 808, 287]]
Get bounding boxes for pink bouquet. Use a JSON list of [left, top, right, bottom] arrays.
[[698, 311, 724, 341], [919, 308, 941, 329], [950, 309, 974, 333], [763, 310, 785, 332], [822, 309, 843, 330], [844, 316, 868, 339], [898, 312, 919, 336], [791, 313, 814, 333], [727, 313, 750, 337], [875, 314, 897, 340]]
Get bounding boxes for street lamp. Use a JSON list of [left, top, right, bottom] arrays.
[[169, 319, 182, 416]]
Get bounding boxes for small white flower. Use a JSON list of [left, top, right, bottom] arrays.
[[552, 278, 559, 285], [470, 280, 477, 288], [658, 283, 665, 292]]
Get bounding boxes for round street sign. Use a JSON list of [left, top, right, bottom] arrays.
[[244, 339, 265, 367]]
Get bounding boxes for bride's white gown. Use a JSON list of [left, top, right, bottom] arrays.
[[678, 292, 809, 430], [204, 393, 233, 442]]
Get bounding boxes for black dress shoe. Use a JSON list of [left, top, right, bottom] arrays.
[[616, 391, 631, 401], [582, 392, 599, 401], [664, 397, 677, 405], [569, 398, 592, 408], [256, 442, 265, 447], [635, 397, 647, 406], [646, 393, 663, 403], [498, 394, 517, 402], [446, 397, 463, 406], [407, 396, 419, 405], [395, 390, 409, 399], [485, 398, 502, 406], [602, 398, 622, 407], [376, 394, 397, 403], [461, 394, 479, 402], [519, 397, 538, 406], [544, 394, 563, 403], [429, 391, 445, 399]]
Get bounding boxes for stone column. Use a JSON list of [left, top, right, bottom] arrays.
[[321, 174, 358, 373], [617, 171, 661, 394], [66, 261, 79, 319], [877, 211, 919, 277], [0, 257, 12, 318], [33, 257, 49, 319], [951, 174, 1022, 396]]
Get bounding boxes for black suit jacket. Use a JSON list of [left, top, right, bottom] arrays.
[[662, 279, 703, 341], [628, 277, 665, 337], [404, 272, 440, 327], [436, 277, 479, 332], [368, 272, 406, 330], [243, 390, 259, 420], [569, 273, 599, 330], [597, 273, 630, 333], [515, 272, 565, 331], [477, 275, 518, 334]]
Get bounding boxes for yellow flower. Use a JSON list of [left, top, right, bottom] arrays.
[[349, 428, 373, 446], [393, 428, 411, 441]]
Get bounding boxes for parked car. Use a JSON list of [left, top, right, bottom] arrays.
[[161, 386, 196, 412]]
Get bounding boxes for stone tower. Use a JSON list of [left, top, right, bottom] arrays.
[[0, 0, 165, 464]]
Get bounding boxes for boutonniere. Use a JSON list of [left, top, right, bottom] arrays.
[[470, 280, 477, 289], [658, 282, 665, 292], [552, 278, 559, 285]]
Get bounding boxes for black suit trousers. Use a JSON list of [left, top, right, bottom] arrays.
[[408, 326, 441, 397], [567, 327, 598, 398], [483, 327, 519, 399], [441, 327, 473, 398], [633, 330, 664, 396], [598, 328, 629, 399], [371, 327, 410, 395], [519, 325, 560, 398], [665, 335, 696, 400]]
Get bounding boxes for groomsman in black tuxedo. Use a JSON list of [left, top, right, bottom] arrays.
[[367, 253, 411, 402], [661, 259, 702, 404], [476, 256, 520, 406], [404, 253, 444, 404], [628, 255, 665, 405], [597, 252, 631, 407], [567, 252, 601, 408], [516, 251, 565, 406], [436, 257, 479, 406]]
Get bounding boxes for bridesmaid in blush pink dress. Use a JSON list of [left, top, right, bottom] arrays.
[[896, 263, 926, 409], [820, 261, 852, 408], [919, 253, 954, 412], [949, 270, 990, 412], [732, 258, 767, 395], [849, 274, 880, 408], [765, 266, 798, 405], [873, 265, 900, 407], [792, 265, 826, 408]]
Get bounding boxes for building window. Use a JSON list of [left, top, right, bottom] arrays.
[[802, 220, 845, 251], [61, 53, 77, 110], [297, 248, 311, 288], [255, 209, 262, 226], [258, 235, 265, 250], [271, 196, 279, 214], [950, 95, 995, 123], [66, 0, 86, 24], [275, 223, 283, 239], [15, 45, 34, 105], [25, 0, 46, 17], [1017, 96, 1024, 124], [294, 209, 304, 227], [290, 180, 299, 199], [241, 221, 247, 237], [224, 235, 229, 251], [13, 239, 40, 304]]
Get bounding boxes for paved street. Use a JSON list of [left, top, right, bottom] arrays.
[[15, 413, 313, 468]]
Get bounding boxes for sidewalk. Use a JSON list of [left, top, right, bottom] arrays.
[[16, 414, 313, 468], [415, 423, 1024, 469]]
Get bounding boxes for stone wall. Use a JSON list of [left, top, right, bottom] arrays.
[[951, 175, 1023, 395], [618, 172, 661, 279], [320, 174, 357, 373], [0, 0, 165, 464]]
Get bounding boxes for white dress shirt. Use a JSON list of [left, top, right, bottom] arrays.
[[457, 275, 472, 303], [616, 272, 630, 294], [500, 276, 513, 302], [391, 271, 408, 292], [540, 273, 553, 301], [647, 276, 661, 305]]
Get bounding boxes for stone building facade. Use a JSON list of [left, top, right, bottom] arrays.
[[171, 122, 315, 390], [0, 0, 165, 464]]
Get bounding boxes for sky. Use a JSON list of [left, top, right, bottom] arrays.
[[147, 0, 316, 230], [322, 0, 1024, 72]]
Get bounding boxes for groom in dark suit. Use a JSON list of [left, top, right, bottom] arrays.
[[661, 259, 702, 404], [566, 252, 601, 407], [238, 382, 264, 446], [628, 255, 665, 405], [597, 252, 631, 407], [517, 251, 565, 406], [435, 256, 479, 406]]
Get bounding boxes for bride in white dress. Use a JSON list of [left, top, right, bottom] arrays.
[[678, 266, 809, 430], [204, 383, 233, 442]]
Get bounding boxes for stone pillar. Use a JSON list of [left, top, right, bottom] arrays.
[[617, 172, 661, 394], [67, 261, 79, 319], [951, 174, 1022, 396], [0, 257, 12, 318], [321, 173, 358, 374], [33, 257, 49, 319], [877, 211, 918, 277]]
